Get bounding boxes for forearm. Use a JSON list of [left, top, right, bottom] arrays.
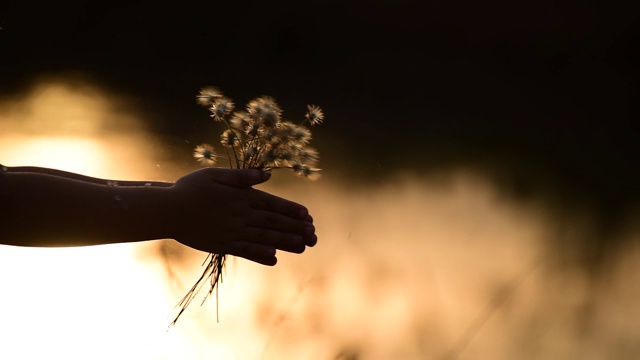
[[0, 170, 177, 247], [4, 166, 173, 187]]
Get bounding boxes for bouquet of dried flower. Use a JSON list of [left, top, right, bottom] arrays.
[[169, 87, 323, 327]]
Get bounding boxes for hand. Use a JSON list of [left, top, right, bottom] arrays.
[[168, 168, 316, 265]]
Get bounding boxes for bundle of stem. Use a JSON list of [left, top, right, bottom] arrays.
[[170, 253, 225, 327]]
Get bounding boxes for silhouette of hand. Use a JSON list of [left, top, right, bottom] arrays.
[[169, 168, 316, 265]]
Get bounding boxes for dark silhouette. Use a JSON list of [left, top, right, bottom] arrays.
[[0, 165, 316, 266]]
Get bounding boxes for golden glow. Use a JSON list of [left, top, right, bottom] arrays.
[[0, 80, 184, 359], [1, 79, 638, 359], [0, 136, 106, 175]]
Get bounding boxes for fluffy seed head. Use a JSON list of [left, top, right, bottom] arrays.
[[247, 96, 282, 128], [230, 111, 251, 131], [298, 147, 320, 165], [196, 87, 223, 107], [194, 144, 217, 166], [210, 97, 235, 121], [220, 129, 241, 148], [292, 163, 321, 180], [305, 105, 324, 125]]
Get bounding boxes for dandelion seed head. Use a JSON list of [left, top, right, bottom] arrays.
[[210, 97, 235, 121], [292, 162, 321, 180], [266, 132, 283, 147], [285, 141, 304, 155], [272, 147, 294, 166], [245, 122, 261, 137], [220, 129, 241, 148], [261, 147, 292, 167], [230, 111, 251, 131], [305, 105, 324, 125], [247, 96, 282, 127], [276, 121, 293, 137], [194, 144, 217, 166], [298, 147, 320, 165], [290, 124, 312, 144], [196, 87, 223, 107], [262, 108, 280, 128]]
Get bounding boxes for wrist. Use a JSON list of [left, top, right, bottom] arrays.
[[159, 184, 184, 241], [114, 185, 179, 242], [152, 185, 182, 241]]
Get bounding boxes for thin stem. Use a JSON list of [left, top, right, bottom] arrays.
[[220, 118, 242, 169]]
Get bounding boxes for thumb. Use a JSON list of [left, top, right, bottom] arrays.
[[209, 168, 271, 188]]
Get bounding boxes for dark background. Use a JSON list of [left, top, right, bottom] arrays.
[[1, 1, 638, 233]]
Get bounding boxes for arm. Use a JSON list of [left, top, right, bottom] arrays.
[[0, 167, 316, 265], [5, 166, 172, 187], [0, 169, 177, 246]]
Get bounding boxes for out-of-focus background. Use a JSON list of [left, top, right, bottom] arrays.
[[0, 1, 638, 359]]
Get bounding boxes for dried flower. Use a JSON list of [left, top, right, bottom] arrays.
[[193, 144, 217, 166], [298, 147, 320, 165], [210, 97, 235, 121], [247, 96, 282, 128], [220, 129, 241, 148], [290, 124, 312, 145], [292, 162, 321, 180], [245, 122, 261, 137], [196, 87, 223, 107], [306, 105, 324, 125], [229, 111, 251, 131], [174, 87, 325, 328]]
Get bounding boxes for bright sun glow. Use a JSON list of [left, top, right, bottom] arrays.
[[0, 81, 186, 359], [0, 136, 107, 175]]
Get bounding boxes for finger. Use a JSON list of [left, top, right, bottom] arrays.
[[205, 168, 267, 188], [228, 241, 278, 266], [246, 209, 314, 236], [306, 233, 318, 247], [250, 190, 310, 220], [241, 227, 306, 253]]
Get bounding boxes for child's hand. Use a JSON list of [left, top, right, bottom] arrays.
[[169, 168, 316, 266]]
